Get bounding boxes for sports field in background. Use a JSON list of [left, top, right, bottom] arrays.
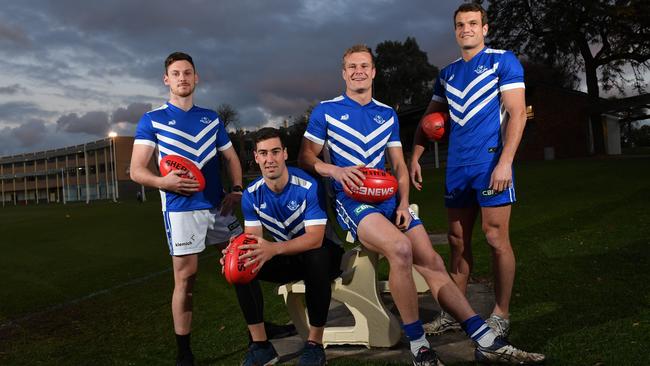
[[1, 156, 649, 365]]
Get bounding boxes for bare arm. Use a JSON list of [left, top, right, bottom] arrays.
[[219, 146, 243, 215], [409, 100, 448, 190], [129, 144, 198, 195], [491, 87, 527, 192], [387, 146, 413, 230], [298, 137, 365, 191]]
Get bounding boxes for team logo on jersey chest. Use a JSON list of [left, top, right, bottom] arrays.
[[168, 120, 176, 126], [340, 114, 349, 121], [373, 115, 386, 125], [260, 202, 267, 209], [287, 200, 300, 211], [474, 65, 489, 74], [200, 117, 212, 124]]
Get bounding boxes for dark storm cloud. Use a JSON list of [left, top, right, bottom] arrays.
[[0, 101, 53, 122], [0, 84, 28, 95], [57, 111, 110, 136], [111, 103, 152, 124], [0, 0, 468, 154], [11, 119, 47, 147], [15, 0, 462, 114], [0, 22, 30, 45]]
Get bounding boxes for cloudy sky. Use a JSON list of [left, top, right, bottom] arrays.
[[0, 0, 472, 156]]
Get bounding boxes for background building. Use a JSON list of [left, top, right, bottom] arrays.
[[0, 136, 148, 206]]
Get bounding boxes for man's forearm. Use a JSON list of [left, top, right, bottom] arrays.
[[499, 112, 526, 164]]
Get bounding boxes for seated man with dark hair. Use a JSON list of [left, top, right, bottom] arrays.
[[222, 127, 343, 366]]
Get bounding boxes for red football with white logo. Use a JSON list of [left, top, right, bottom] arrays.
[[159, 155, 206, 192], [223, 234, 258, 285], [421, 112, 450, 141], [345, 167, 398, 204]]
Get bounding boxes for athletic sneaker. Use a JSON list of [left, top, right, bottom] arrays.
[[412, 345, 445, 366], [423, 311, 461, 335], [486, 314, 511, 338], [241, 342, 279, 366], [297, 341, 326, 366], [475, 337, 545, 364]]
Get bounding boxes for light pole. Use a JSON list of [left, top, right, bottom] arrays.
[[108, 132, 118, 202]]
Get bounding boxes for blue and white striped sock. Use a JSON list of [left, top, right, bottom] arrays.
[[461, 315, 497, 348], [402, 320, 430, 355]]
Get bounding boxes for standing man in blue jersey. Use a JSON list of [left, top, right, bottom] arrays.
[[410, 3, 527, 341], [130, 52, 244, 366], [299, 45, 543, 365], [224, 127, 343, 366]]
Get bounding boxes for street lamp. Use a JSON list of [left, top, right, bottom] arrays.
[[108, 132, 118, 202]]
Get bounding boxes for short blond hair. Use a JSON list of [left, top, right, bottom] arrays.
[[342, 44, 374, 69]]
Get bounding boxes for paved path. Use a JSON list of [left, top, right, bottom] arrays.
[[272, 234, 495, 364]]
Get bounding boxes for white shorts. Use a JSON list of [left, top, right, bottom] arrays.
[[163, 208, 243, 256]]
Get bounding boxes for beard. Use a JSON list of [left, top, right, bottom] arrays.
[[172, 84, 195, 98]]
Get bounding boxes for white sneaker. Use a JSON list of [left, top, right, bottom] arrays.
[[423, 311, 461, 335], [486, 314, 511, 338]]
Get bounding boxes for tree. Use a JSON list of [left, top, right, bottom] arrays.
[[373, 37, 439, 111], [216, 103, 239, 130], [487, 0, 650, 153]]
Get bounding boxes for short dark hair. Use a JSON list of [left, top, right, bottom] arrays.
[[454, 2, 488, 26], [164, 52, 195, 74], [254, 127, 285, 150], [342, 44, 375, 69]]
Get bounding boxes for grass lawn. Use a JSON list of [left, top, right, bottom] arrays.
[[1, 156, 649, 365]]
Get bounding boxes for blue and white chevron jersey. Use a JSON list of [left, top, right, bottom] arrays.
[[134, 102, 233, 212], [242, 167, 327, 242], [305, 94, 401, 194], [432, 47, 525, 167]]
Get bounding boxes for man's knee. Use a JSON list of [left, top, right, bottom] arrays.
[[482, 222, 510, 251], [174, 267, 197, 290], [383, 236, 413, 268]]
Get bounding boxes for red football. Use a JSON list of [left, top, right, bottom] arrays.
[[421, 112, 449, 141], [159, 155, 206, 191], [223, 234, 257, 285], [345, 167, 398, 204]]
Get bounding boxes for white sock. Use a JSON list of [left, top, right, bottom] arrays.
[[410, 334, 430, 355]]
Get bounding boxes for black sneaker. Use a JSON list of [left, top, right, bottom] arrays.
[[241, 342, 279, 366], [475, 337, 545, 364], [176, 353, 194, 366], [412, 346, 445, 366], [297, 341, 326, 366]]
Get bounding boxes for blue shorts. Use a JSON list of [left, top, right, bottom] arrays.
[[445, 160, 516, 208], [334, 194, 422, 241]]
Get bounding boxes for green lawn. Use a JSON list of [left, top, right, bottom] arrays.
[[1, 156, 649, 365]]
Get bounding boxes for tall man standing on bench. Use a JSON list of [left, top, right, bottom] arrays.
[[299, 44, 545, 365], [225, 127, 343, 366]]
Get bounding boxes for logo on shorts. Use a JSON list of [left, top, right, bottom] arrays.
[[488, 147, 498, 153], [354, 204, 372, 216], [373, 115, 386, 125], [168, 120, 176, 126], [174, 234, 196, 247], [200, 117, 212, 124], [475, 65, 489, 74], [287, 200, 300, 211], [340, 114, 349, 121], [481, 189, 502, 197]]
